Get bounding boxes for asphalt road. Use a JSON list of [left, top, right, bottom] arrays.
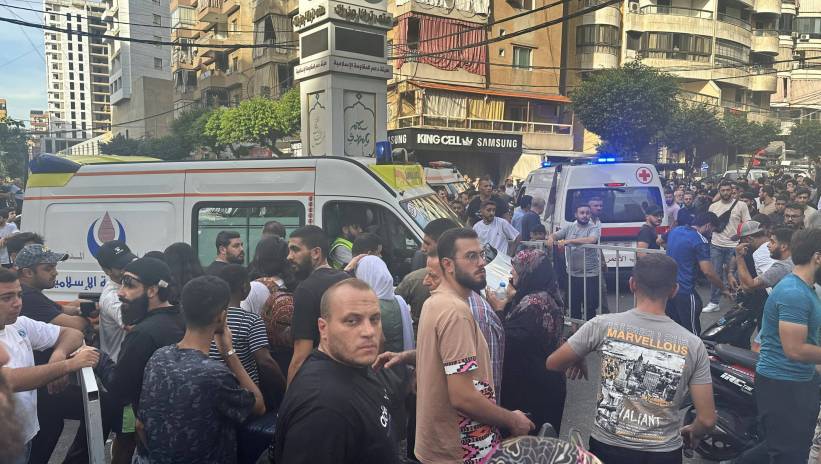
[[49, 285, 729, 464]]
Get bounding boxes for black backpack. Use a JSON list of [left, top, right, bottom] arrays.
[[715, 200, 739, 233]]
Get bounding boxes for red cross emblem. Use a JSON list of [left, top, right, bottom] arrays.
[[636, 167, 652, 184]]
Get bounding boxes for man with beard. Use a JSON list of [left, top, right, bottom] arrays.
[[205, 231, 245, 275], [704, 181, 751, 314], [547, 204, 601, 321], [414, 228, 533, 463], [105, 257, 185, 463], [677, 192, 696, 226], [664, 189, 680, 228], [329, 217, 363, 270], [636, 206, 663, 251], [795, 187, 818, 228], [758, 185, 777, 215], [769, 193, 789, 226], [275, 279, 400, 464], [466, 176, 510, 226], [738, 228, 821, 463], [286, 225, 348, 385], [473, 201, 520, 257], [784, 203, 805, 230], [0, 267, 99, 463]]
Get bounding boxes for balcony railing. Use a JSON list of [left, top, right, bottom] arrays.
[[396, 114, 572, 135], [718, 13, 752, 30], [752, 28, 778, 36], [638, 50, 712, 62], [576, 44, 620, 55], [198, 0, 223, 11], [640, 5, 713, 19]]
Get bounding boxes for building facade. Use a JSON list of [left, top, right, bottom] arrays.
[[169, 0, 298, 117], [0, 99, 6, 120], [28, 110, 50, 156], [102, 0, 174, 138], [43, 0, 111, 152], [387, 0, 578, 179]]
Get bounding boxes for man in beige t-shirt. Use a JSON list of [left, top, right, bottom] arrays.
[[415, 228, 533, 463], [705, 181, 750, 313]]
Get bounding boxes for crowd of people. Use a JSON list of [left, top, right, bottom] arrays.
[[0, 166, 820, 464]]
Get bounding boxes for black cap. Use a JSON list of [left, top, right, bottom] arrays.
[[693, 212, 720, 227], [124, 257, 172, 288], [95, 240, 137, 270], [645, 205, 664, 217]]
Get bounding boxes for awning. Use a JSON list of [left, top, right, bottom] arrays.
[[408, 80, 571, 103]]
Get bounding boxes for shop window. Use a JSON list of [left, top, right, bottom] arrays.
[[193, 201, 306, 266], [323, 201, 420, 282]]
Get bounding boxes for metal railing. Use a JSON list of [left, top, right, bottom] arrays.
[[562, 243, 666, 325], [78, 367, 105, 464], [717, 13, 752, 30], [640, 5, 713, 19], [396, 114, 573, 135], [752, 28, 779, 36]]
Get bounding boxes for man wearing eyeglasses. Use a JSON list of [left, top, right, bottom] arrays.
[[783, 203, 806, 231], [104, 257, 185, 464]]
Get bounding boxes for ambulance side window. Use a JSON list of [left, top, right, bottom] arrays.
[[323, 201, 420, 282], [193, 201, 305, 266]]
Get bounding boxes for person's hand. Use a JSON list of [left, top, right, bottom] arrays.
[[680, 424, 703, 451], [566, 360, 588, 380], [372, 351, 408, 371], [67, 347, 100, 371], [484, 287, 507, 312], [735, 243, 748, 257], [545, 237, 554, 248], [727, 274, 739, 292], [215, 323, 234, 356], [344, 254, 368, 273], [508, 410, 536, 437]]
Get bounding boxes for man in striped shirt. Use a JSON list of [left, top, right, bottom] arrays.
[[211, 265, 285, 401]]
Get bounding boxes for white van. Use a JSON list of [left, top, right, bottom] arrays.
[[424, 162, 471, 199], [723, 168, 769, 182], [542, 160, 667, 271], [23, 154, 468, 301], [519, 165, 556, 202]]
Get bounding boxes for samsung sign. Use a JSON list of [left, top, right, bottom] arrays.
[[388, 129, 522, 155]]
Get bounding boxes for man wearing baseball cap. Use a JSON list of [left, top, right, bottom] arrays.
[[636, 205, 664, 251], [103, 257, 184, 463], [94, 240, 137, 363]]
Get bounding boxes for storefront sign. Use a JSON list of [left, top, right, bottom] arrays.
[[296, 56, 391, 80], [388, 128, 522, 155], [293, 0, 392, 31]]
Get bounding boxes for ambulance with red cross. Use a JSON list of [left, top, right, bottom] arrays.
[[541, 158, 668, 273]]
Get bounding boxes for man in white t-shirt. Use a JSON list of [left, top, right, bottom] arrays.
[[705, 180, 751, 313], [0, 208, 19, 267], [473, 200, 520, 257], [93, 240, 137, 362], [0, 268, 98, 463]]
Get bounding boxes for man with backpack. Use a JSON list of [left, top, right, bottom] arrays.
[[704, 181, 750, 313]]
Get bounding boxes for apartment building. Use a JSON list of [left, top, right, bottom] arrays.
[[169, 0, 298, 116], [0, 99, 6, 120], [44, 0, 111, 152], [102, 0, 174, 138], [28, 110, 49, 156], [565, 0, 781, 152], [387, 0, 578, 178], [771, 0, 821, 136]]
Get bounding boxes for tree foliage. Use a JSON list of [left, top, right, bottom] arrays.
[[723, 112, 780, 154], [101, 133, 190, 160], [0, 118, 30, 179], [659, 103, 725, 168], [570, 62, 679, 159], [788, 119, 821, 159], [204, 88, 300, 155]]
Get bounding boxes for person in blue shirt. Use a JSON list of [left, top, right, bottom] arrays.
[[664, 212, 726, 334], [738, 228, 821, 464]]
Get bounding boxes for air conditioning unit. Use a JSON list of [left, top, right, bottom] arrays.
[[628, 2, 640, 13], [799, 33, 811, 41]]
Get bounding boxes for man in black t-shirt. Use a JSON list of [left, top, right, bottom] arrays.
[[205, 230, 245, 275], [466, 177, 509, 225], [286, 225, 348, 385], [275, 279, 399, 464], [636, 206, 663, 251]]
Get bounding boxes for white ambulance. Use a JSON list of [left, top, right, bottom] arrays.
[[423, 162, 471, 199], [22, 154, 472, 301], [541, 159, 668, 271]]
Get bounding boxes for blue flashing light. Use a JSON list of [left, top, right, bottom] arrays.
[[595, 156, 617, 164], [375, 141, 392, 164], [541, 161, 552, 168]]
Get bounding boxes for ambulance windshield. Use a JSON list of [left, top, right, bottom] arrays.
[[401, 194, 461, 229], [564, 187, 664, 223]]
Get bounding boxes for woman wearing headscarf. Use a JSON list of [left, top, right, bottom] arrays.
[[491, 248, 566, 434], [353, 255, 406, 352]]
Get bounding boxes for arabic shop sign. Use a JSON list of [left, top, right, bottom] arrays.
[[293, 1, 393, 32], [388, 129, 522, 155]]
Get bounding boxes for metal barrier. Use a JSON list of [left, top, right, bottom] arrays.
[[77, 366, 106, 464], [562, 244, 666, 325]]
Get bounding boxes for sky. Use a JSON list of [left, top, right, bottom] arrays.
[[0, 2, 47, 126]]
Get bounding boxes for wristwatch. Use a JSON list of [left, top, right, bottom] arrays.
[[224, 349, 237, 358]]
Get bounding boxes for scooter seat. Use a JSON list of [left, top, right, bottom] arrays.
[[715, 343, 759, 370]]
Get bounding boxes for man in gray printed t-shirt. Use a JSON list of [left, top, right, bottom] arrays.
[[548, 254, 716, 463]]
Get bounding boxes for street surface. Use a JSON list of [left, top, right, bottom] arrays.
[[50, 285, 728, 464]]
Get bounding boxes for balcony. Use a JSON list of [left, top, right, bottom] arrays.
[[749, 67, 777, 92], [197, 31, 232, 56], [755, 0, 781, 14], [198, 69, 228, 89], [395, 114, 574, 151], [712, 64, 751, 87], [222, 0, 240, 16], [576, 44, 620, 69], [752, 29, 779, 54], [716, 13, 753, 46], [628, 5, 715, 37], [389, 0, 488, 24], [252, 46, 297, 66], [197, 0, 226, 28]]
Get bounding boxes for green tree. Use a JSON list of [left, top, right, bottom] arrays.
[[101, 133, 190, 161], [0, 118, 31, 179], [570, 62, 679, 159], [723, 112, 780, 154], [659, 103, 725, 169], [788, 119, 821, 159], [204, 88, 300, 156]]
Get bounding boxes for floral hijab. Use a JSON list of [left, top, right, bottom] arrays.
[[508, 249, 564, 348]]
